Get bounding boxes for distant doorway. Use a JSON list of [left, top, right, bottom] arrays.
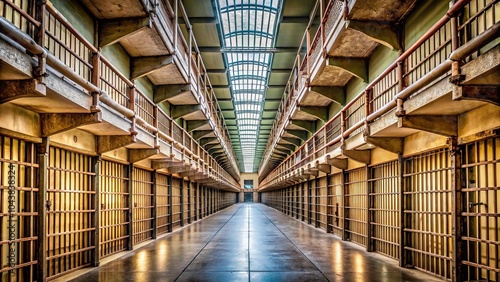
[[244, 192, 253, 202]]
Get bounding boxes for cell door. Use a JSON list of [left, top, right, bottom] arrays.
[[461, 136, 499, 282]]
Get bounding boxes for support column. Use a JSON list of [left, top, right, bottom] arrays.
[[398, 154, 409, 267], [326, 174, 333, 233], [341, 169, 348, 241], [127, 164, 134, 250], [91, 156, 101, 266], [180, 179, 184, 226], [366, 164, 373, 252], [449, 137, 464, 282], [152, 171, 157, 239], [315, 177, 320, 228], [37, 137, 49, 282], [167, 175, 173, 232], [301, 182, 305, 221], [187, 181, 192, 224], [193, 182, 198, 221]]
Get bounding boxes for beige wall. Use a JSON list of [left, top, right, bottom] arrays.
[[240, 173, 259, 189]]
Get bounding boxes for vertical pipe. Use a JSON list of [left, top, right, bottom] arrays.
[[127, 164, 134, 250], [398, 154, 407, 267], [152, 171, 157, 239], [173, 0, 178, 53], [167, 174, 173, 232], [91, 155, 101, 266], [34, 0, 46, 81], [449, 137, 463, 282], [37, 137, 49, 282]]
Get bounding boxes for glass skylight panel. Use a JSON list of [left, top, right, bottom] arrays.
[[218, 0, 281, 172]]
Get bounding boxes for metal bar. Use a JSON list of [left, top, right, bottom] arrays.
[[167, 174, 173, 232], [91, 156, 100, 267], [152, 171, 157, 239], [127, 164, 133, 250], [37, 137, 49, 282]]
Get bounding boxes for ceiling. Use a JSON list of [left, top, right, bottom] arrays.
[[182, 0, 317, 173]]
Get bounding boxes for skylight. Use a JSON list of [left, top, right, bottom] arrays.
[[217, 0, 282, 172]]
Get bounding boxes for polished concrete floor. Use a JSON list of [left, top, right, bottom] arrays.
[[68, 203, 443, 282]]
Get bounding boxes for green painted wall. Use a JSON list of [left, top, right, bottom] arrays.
[[135, 76, 154, 100], [345, 76, 366, 104], [369, 46, 399, 82], [405, 0, 448, 48], [50, 0, 94, 45], [101, 44, 130, 79]]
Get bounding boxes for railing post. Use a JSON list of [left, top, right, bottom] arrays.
[[449, 1, 464, 84], [37, 137, 49, 282], [129, 86, 137, 134], [153, 105, 159, 148], [188, 26, 192, 79], [34, 0, 46, 83], [91, 52, 101, 112], [173, 0, 178, 53], [396, 22, 406, 117]]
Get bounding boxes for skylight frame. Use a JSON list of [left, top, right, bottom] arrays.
[[217, 0, 282, 172]]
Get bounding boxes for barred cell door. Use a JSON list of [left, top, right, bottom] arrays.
[[0, 136, 38, 282], [46, 147, 94, 279], [461, 136, 500, 281], [99, 160, 129, 258]]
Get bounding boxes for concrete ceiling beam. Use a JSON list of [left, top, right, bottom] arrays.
[[154, 84, 191, 104], [297, 106, 328, 121], [282, 137, 302, 146], [131, 55, 173, 79], [192, 130, 213, 140], [364, 134, 404, 154], [152, 160, 188, 170], [327, 57, 368, 83], [326, 156, 348, 170], [286, 129, 308, 141], [129, 148, 160, 163], [290, 120, 316, 133], [346, 20, 400, 51], [277, 143, 296, 151], [171, 104, 201, 119], [309, 86, 346, 106], [41, 112, 101, 137], [97, 135, 136, 153], [275, 147, 291, 155], [200, 137, 217, 146], [0, 79, 46, 104], [186, 120, 210, 132], [316, 163, 331, 174], [452, 85, 500, 106], [99, 16, 150, 47], [342, 149, 371, 164], [398, 115, 458, 137]]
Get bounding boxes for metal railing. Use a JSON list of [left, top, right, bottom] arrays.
[[0, 0, 240, 190], [259, 0, 499, 189]]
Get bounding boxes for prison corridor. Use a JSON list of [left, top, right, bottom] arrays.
[[58, 203, 441, 282]]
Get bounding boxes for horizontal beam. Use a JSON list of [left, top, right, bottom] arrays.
[[199, 47, 299, 53], [99, 16, 150, 47]]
